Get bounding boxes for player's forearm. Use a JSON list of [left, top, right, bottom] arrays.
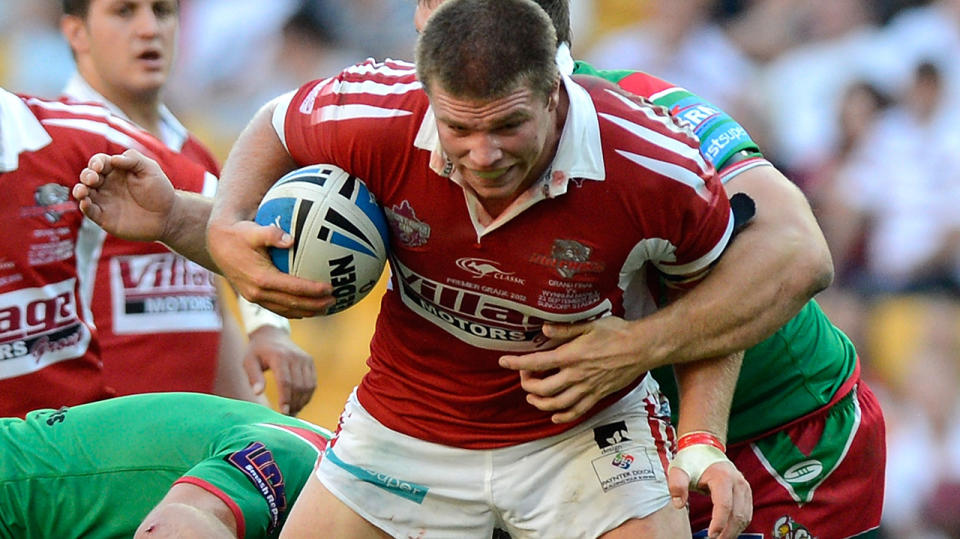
[[642, 166, 833, 366], [159, 189, 219, 272], [673, 351, 743, 440], [210, 100, 298, 226]]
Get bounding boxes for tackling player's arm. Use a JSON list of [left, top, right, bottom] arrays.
[[591, 66, 834, 364]]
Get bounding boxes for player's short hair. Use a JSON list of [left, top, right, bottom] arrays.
[[62, 0, 90, 16], [62, 0, 179, 18], [531, 0, 572, 46], [416, 0, 559, 102]]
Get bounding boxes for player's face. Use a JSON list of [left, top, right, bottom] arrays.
[[75, 0, 179, 97], [429, 80, 561, 214]]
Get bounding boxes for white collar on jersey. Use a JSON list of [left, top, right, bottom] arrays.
[[413, 72, 605, 194], [0, 88, 53, 173], [556, 42, 575, 77], [62, 72, 190, 152]]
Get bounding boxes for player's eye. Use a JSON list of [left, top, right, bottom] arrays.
[[154, 2, 177, 18]]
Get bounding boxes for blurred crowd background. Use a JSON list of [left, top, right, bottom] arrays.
[[3, 0, 960, 535]]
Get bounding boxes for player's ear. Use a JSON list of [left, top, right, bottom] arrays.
[[547, 78, 561, 112], [60, 14, 90, 56]]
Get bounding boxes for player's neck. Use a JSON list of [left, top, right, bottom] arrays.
[[111, 92, 163, 138], [82, 75, 164, 137]]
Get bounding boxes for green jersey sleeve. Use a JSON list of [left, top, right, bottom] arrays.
[[572, 60, 764, 173]]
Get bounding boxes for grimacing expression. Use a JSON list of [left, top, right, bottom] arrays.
[[429, 80, 561, 215], [68, 0, 179, 96]]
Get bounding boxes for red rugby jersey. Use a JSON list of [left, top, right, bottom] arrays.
[[274, 60, 733, 448], [61, 78, 224, 395], [0, 89, 209, 416]]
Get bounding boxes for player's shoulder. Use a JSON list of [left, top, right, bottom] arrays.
[[291, 57, 425, 114], [570, 74, 694, 144], [572, 61, 674, 100]]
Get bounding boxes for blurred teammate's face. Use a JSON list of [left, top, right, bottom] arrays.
[[429, 80, 561, 216], [63, 0, 179, 99]]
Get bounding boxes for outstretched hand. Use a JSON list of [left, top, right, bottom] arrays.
[[73, 149, 176, 242]]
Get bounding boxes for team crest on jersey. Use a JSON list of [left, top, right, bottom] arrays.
[[773, 515, 816, 539], [22, 184, 75, 223], [530, 239, 604, 278], [385, 200, 430, 247], [226, 442, 288, 533]]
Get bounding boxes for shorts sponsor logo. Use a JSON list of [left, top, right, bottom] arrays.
[[611, 452, 634, 469], [324, 448, 429, 503], [0, 279, 90, 378], [110, 253, 220, 334], [227, 442, 288, 533], [385, 200, 430, 247], [783, 460, 823, 484], [593, 420, 631, 449], [773, 515, 816, 539], [530, 239, 604, 279], [592, 446, 657, 492]]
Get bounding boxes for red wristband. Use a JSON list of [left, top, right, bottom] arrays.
[[677, 431, 726, 453]]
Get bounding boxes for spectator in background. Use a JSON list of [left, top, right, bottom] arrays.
[[585, 0, 756, 120], [825, 61, 960, 295], [751, 0, 893, 173], [878, 297, 960, 538], [0, 2, 74, 97], [59, 0, 316, 414]]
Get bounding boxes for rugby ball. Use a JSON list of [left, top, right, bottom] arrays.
[[255, 164, 389, 314]]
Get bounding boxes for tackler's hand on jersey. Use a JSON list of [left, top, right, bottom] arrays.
[[498, 316, 651, 424]]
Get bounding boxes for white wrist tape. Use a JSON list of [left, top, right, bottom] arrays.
[[668, 444, 730, 488], [237, 296, 291, 335]]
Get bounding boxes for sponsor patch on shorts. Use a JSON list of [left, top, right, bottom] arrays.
[[592, 445, 658, 492], [324, 447, 429, 503]]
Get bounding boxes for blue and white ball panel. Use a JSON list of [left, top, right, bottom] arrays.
[[254, 196, 297, 273], [255, 164, 389, 314]]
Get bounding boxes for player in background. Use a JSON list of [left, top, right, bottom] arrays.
[[58, 0, 315, 415], [0, 87, 230, 416], [410, 0, 882, 536], [0, 392, 331, 538]]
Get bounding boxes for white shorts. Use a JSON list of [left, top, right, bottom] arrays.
[[316, 374, 676, 539]]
